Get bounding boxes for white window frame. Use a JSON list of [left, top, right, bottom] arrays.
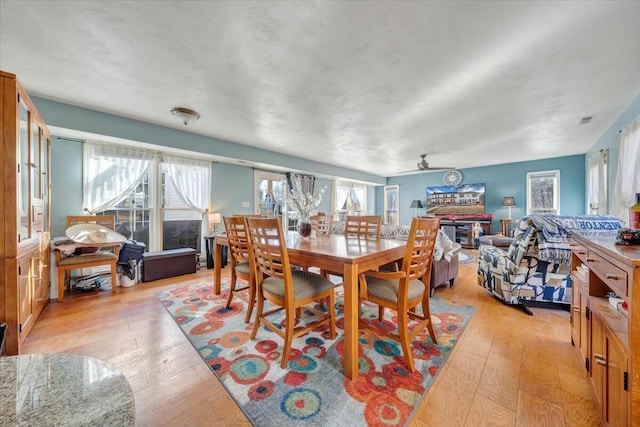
[[526, 170, 560, 215], [333, 181, 367, 220], [383, 185, 399, 225]]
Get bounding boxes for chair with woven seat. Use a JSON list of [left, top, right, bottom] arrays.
[[223, 215, 256, 323], [246, 217, 337, 368], [55, 215, 120, 302], [358, 217, 440, 372], [344, 215, 382, 239]]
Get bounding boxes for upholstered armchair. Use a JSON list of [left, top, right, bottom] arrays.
[[477, 214, 623, 314]]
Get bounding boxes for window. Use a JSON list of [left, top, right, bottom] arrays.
[[334, 181, 367, 221], [612, 115, 640, 225], [100, 170, 154, 249], [87, 143, 211, 252], [161, 163, 203, 251], [254, 170, 296, 228], [526, 170, 560, 215], [587, 149, 608, 214], [383, 185, 399, 225]]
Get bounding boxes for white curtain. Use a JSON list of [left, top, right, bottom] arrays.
[[83, 143, 155, 213], [612, 115, 640, 225], [164, 154, 212, 242], [587, 149, 608, 214]]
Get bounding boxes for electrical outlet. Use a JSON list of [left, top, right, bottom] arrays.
[[242, 202, 250, 208]]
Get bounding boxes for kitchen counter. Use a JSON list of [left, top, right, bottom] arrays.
[[0, 353, 134, 426]]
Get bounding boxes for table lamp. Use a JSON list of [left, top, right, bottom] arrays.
[[502, 196, 516, 219], [208, 212, 221, 234], [410, 200, 424, 217]]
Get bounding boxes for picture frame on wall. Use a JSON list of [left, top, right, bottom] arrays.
[[526, 170, 560, 215], [383, 185, 399, 225]]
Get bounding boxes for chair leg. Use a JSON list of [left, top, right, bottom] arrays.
[[281, 305, 296, 369], [397, 307, 415, 372], [250, 290, 265, 339], [57, 268, 66, 303], [378, 306, 385, 322], [110, 262, 117, 293], [244, 279, 255, 324], [421, 297, 438, 345], [328, 291, 336, 339], [226, 269, 237, 309]]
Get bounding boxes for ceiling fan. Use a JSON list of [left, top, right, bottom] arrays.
[[398, 154, 455, 174]]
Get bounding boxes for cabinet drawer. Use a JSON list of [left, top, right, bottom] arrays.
[[587, 253, 628, 298], [570, 243, 589, 264]]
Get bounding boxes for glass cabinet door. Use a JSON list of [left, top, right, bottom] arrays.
[[31, 121, 41, 200], [18, 102, 30, 242], [41, 137, 50, 232]]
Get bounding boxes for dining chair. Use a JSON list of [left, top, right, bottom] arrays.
[[245, 217, 337, 368], [223, 215, 256, 323], [358, 217, 441, 372], [55, 215, 120, 302], [344, 215, 382, 239], [310, 214, 332, 236]]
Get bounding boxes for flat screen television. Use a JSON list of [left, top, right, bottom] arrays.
[[425, 183, 486, 216]]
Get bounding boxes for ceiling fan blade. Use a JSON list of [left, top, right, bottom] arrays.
[[396, 168, 448, 174], [424, 166, 456, 171]]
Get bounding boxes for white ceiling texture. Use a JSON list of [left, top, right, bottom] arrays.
[[1, 1, 640, 177]]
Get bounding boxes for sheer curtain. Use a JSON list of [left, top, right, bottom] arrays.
[[83, 143, 155, 213], [612, 115, 640, 225], [587, 149, 608, 214], [163, 154, 212, 241]]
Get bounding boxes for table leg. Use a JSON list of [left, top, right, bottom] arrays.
[[214, 241, 222, 295], [342, 263, 359, 380]]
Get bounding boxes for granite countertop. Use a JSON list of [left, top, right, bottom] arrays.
[[0, 353, 134, 426]]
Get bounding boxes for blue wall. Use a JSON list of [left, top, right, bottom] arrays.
[[50, 137, 84, 237], [37, 97, 598, 238], [35, 97, 381, 237], [378, 154, 585, 232]]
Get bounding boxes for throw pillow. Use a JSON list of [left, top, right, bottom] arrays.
[[507, 226, 534, 265]]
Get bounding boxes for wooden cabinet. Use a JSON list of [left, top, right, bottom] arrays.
[[439, 219, 491, 248], [0, 70, 51, 355], [570, 233, 639, 426]]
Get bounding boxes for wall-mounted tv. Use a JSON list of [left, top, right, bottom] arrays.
[[425, 183, 486, 216]]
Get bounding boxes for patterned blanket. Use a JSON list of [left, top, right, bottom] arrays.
[[515, 214, 623, 265]]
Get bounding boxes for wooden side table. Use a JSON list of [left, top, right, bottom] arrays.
[[500, 219, 518, 236]]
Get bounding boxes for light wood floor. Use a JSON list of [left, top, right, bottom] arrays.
[[22, 250, 602, 426]]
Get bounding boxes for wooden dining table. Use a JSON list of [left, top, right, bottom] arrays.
[[213, 231, 407, 380]]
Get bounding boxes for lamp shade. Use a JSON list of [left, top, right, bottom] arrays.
[[208, 212, 221, 224], [501, 197, 516, 207], [410, 200, 424, 209]]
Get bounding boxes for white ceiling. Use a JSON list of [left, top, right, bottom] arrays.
[[1, 1, 640, 177]]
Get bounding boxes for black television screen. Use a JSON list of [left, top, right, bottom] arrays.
[[425, 183, 486, 216]]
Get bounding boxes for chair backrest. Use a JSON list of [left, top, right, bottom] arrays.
[[67, 215, 115, 229], [66, 215, 119, 254], [344, 215, 382, 239], [400, 217, 441, 281], [223, 216, 251, 265], [310, 215, 332, 236], [245, 217, 293, 291]]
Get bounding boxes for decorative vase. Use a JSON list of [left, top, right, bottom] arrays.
[[298, 220, 312, 238]]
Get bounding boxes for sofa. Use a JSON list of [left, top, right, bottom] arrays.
[[477, 214, 623, 314], [331, 221, 462, 295]]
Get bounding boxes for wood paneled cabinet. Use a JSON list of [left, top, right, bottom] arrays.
[[570, 234, 639, 426], [1, 70, 51, 355]]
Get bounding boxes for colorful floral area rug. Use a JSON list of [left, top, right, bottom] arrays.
[[156, 279, 475, 427]]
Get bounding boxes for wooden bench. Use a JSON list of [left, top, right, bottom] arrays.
[[142, 248, 197, 282]]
